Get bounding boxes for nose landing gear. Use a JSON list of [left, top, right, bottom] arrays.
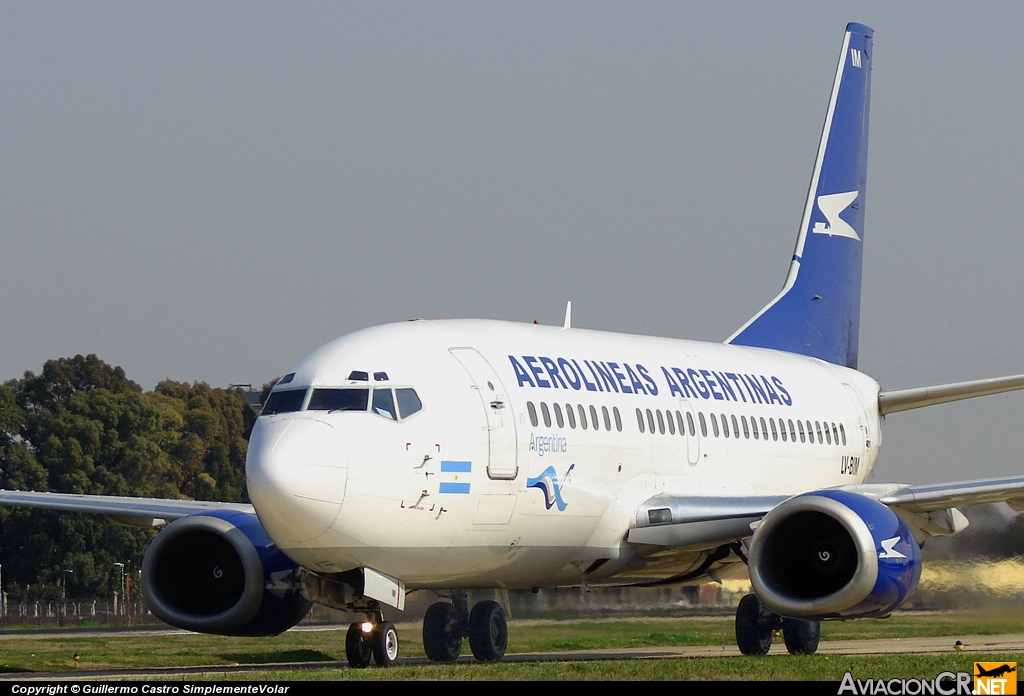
[[346, 614, 400, 668]]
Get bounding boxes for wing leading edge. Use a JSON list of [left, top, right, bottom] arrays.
[[0, 489, 253, 527], [630, 475, 1024, 549]]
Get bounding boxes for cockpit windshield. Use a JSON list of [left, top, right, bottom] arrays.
[[372, 388, 397, 420], [307, 388, 369, 412], [262, 389, 307, 415], [259, 382, 423, 421], [396, 388, 422, 418]]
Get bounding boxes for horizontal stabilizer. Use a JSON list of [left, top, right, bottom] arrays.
[[878, 373, 1024, 414]]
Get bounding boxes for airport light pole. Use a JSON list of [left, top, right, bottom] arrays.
[[126, 561, 132, 627], [59, 568, 72, 627], [61, 569, 73, 601], [113, 563, 124, 620]]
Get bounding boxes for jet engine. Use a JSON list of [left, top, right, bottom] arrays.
[[748, 489, 921, 619], [141, 510, 311, 636]]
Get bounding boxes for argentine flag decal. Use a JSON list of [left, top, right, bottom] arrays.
[[439, 461, 472, 494]]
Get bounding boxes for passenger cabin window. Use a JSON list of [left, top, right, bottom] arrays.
[[541, 402, 552, 428], [262, 389, 307, 415], [308, 388, 369, 412], [614, 407, 622, 432], [554, 403, 565, 428], [590, 405, 600, 431], [527, 402, 539, 427], [578, 405, 588, 430], [602, 406, 612, 432], [566, 404, 577, 429], [636, 408, 645, 433]]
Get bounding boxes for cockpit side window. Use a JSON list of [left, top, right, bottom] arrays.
[[307, 388, 369, 412], [262, 389, 307, 415], [396, 388, 422, 419], [372, 388, 398, 420]]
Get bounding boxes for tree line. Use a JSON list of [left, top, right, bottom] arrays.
[[0, 354, 262, 602]]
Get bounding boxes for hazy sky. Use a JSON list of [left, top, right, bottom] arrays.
[[3, 2, 1024, 485]]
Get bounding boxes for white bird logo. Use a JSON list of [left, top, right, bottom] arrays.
[[878, 536, 907, 559], [812, 191, 861, 241]]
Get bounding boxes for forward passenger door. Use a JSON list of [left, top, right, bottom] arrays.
[[449, 347, 519, 480]]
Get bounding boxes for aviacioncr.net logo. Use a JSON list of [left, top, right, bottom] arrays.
[[838, 671, 973, 695], [975, 663, 1017, 695]]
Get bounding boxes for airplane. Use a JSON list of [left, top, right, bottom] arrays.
[[976, 664, 1017, 679], [4, 21, 1024, 667]]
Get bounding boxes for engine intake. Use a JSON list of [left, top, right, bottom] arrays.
[[748, 489, 921, 619], [142, 511, 311, 636]]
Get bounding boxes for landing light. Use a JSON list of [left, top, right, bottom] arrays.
[[361, 622, 374, 634]]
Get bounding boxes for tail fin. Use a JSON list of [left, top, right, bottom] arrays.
[[727, 23, 873, 369]]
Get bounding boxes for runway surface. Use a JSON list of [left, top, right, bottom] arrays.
[[4, 632, 1024, 681]]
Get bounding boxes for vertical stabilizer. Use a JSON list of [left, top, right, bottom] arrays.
[[727, 23, 873, 369]]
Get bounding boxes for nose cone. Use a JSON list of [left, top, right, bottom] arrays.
[[247, 417, 347, 545]]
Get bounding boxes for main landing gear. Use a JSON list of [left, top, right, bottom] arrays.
[[735, 593, 819, 656], [346, 614, 400, 668], [423, 592, 509, 663]]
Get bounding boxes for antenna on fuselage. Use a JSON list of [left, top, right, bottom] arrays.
[[561, 301, 572, 330]]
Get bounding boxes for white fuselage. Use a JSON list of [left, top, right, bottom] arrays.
[[245, 319, 881, 590]]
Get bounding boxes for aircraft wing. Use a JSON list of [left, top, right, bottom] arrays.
[[627, 495, 787, 548], [628, 475, 1024, 549], [872, 475, 1024, 512], [0, 489, 253, 527]]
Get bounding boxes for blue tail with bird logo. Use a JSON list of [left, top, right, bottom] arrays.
[[728, 23, 873, 369]]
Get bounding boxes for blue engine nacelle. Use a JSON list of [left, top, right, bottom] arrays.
[[748, 490, 921, 620], [141, 511, 311, 636]]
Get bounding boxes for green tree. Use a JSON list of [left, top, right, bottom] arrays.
[[0, 355, 260, 600]]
